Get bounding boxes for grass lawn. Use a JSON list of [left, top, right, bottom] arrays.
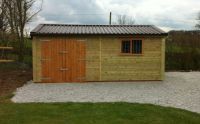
[[0, 64, 200, 124], [0, 103, 200, 124]]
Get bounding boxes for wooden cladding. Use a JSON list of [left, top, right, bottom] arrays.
[[85, 37, 164, 81], [32, 36, 165, 82], [40, 39, 86, 83]]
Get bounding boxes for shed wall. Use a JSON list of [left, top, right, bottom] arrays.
[[85, 36, 165, 81], [32, 35, 165, 82]]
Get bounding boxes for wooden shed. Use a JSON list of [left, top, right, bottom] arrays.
[[31, 24, 167, 83]]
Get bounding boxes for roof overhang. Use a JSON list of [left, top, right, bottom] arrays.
[[30, 24, 168, 39]]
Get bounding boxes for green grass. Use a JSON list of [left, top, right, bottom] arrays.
[[0, 103, 199, 124], [0, 94, 13, 103]]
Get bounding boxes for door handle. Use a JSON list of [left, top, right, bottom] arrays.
[[60, 68, 68, 71], [59, 51, 68, 54]]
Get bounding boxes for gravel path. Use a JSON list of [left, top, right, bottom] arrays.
[[12, 72, 200, 113]]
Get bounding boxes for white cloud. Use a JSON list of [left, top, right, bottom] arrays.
[[25, 15, 56, 33], [28, 0, 200, 32]]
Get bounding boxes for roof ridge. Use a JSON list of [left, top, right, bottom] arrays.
[[40, 23, 153, 27]]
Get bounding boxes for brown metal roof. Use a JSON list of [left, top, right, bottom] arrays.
[[31, 24, 168, 36]]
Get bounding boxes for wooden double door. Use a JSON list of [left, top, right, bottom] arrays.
[[41, 39, 86, 83]]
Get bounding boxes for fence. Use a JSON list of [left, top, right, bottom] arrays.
[[0, 37, 32, 67]]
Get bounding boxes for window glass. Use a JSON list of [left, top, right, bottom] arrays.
[[121, 40, 131, 53], [132, 40, 142, 54]]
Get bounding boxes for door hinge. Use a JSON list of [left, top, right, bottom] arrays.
[[77, 77, 86, 80], [77, 39, 86, 42], [41, 58, 50, 61], [39, 39, 51, 42], [41, 77, 51, 80]]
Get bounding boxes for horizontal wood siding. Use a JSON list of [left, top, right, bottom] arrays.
[[86, 36, 164, 81], [32, 35, 165, 82], [85, 37, 101, 81]]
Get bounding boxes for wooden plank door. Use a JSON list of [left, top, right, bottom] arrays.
[[41, 39, 86, 83], [65, 40, 86, 82], [52, 39, 64, 82], [41, 41, 52, 82]]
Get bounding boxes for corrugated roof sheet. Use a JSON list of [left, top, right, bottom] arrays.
[[30, 24, 167, 36]]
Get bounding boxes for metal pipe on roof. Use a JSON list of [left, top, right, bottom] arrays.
[[109, 12, 112, 25]]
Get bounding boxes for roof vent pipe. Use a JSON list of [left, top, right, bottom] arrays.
[[109, 12, 112, 25]]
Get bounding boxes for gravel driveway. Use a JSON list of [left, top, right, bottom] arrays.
[[12, 72, 200, 113]]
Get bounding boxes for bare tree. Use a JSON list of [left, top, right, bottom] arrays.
[[16, 0, 43, 62], [0, 0, 8, 32], [195, 12, 200, 30], [0, 0, 10, 46], [3, 0, 16, 34], [4, 0, 43, 62], [115, 14, 135, 25]]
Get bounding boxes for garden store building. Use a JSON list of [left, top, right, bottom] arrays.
[[31, 24, 167, 83]]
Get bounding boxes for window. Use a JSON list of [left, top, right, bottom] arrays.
[[132, 40, 142, 54], [121, 39, 142, 54], [121, 40, 131, 53]]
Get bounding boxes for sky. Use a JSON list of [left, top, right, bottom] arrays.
[[27, 0, 200, 32]]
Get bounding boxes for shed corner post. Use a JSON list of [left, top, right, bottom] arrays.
[[32, 36, 37, 82], [99, 36, 102, 81], [161, 37, 166, 80], [32, 36, 42, 83]]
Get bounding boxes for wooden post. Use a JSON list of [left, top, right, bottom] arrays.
[[161, 38, 166, 80], [99, 37, 102, 81]]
